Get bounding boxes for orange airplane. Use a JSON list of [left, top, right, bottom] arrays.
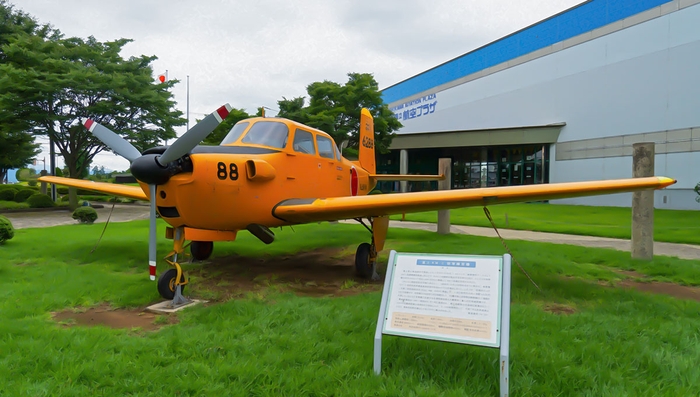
[[40, 104, 676, 303]]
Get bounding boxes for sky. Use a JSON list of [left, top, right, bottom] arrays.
[[11, 0, 582, 173]]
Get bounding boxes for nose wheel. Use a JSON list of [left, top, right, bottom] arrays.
[[160, 227, 192, 306], [157, 267, 186, 300]]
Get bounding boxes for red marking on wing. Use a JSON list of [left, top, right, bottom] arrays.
[[84, 119, 94, 131]]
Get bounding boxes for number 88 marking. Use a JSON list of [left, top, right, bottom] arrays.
[[217, 162, 238, 181]]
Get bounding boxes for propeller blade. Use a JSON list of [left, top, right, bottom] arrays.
[[84, 119, 142, 162], [148, 184, 157, 281], [158, 104, 232, 165]]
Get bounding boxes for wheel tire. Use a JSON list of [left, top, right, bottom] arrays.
[[355, 242, 375, 279], [157, 268, 186, 300], [191, 241, 213, 261]]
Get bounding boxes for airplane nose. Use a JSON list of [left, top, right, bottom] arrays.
[[130, 154, 175, 185]]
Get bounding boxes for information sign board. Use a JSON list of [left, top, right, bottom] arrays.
[[382, 253, 503, 347], [374, 251, 511, 397]]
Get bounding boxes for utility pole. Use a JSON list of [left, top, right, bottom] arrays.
[[49, 137, 56, 201], [186, 75, 190, 131]]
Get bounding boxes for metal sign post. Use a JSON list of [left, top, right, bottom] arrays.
[[374, 251, 511, 397]]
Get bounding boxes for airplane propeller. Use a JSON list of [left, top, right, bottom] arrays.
[[84, 104, 232, 280]]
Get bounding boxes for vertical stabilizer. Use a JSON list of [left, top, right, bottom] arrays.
[[358, 108, 376, 174]]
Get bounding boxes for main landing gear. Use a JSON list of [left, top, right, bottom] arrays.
[[353, 216, 389, 281], [190, 241, 213, 261]]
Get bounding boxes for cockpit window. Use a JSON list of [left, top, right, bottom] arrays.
[[220, 122, 249, 145], [293, 129, 316, 155], [241, 121, 289, 149], [316, 135, 335, 159]]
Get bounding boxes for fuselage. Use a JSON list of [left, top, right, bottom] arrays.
[[140, 117, 374, 231]]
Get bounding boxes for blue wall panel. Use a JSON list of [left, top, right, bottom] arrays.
[[382, 0, 672, 104]]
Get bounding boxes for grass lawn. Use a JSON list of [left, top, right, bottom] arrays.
[[2, 220, 700, 396], [391, 203, 700, 244]]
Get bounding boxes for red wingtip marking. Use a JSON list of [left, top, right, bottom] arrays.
[[216, 105, 230, 121], [149, 265, 156, 276], [84, 119, 94, 131]]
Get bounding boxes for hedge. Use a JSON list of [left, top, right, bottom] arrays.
[[26, 193, 55, 208], [14, 189, 35, 203], [0, 215, 14, 243]]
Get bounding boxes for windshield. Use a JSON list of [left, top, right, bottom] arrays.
[[241, 121, 289, 149], [220, 122, 249, 145]]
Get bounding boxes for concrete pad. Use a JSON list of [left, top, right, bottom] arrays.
[[146, 299, 206, 314]]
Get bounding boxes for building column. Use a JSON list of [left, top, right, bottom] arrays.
[[437, 158, 452, 235], [400, 149, 408, 193], [631, 142, 655, 260]]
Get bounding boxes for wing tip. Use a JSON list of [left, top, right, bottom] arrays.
[[658, 176, 677, 188], [84, 119, 95, 132]]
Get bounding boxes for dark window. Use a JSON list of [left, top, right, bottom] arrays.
[[316, 135, 335, 159], [293, 129, 316, 155]]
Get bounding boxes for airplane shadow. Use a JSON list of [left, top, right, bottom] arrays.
[[186, 247, 383, 299]]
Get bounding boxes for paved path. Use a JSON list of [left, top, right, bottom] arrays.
[[387, 220, 700, 261], [5, 205, 700, 260], [3, 204, 150, 229]]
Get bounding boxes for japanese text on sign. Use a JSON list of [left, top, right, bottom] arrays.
[[383, 253, 503, 347], [390, 93, 438, 121]]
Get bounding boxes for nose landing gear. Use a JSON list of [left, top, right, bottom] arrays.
[[160, 227, 191, 306]]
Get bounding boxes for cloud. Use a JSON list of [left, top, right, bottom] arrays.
[[13, 0, 581, 168]]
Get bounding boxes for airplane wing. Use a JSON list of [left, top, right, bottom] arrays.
[[38, 176, 149, 201], [273, 176, 675, 223]]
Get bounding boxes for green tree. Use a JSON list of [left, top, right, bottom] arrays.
[[277, 96, 308, 124], [0, 28, 185, 207], [279, 73, 401, 154], [0, 130, 39, 183], [0, 1, 44, 183]]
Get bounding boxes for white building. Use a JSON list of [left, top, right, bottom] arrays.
[[381, 0, 700, 210]]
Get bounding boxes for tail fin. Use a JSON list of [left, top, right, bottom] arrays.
[[358, 108, 376, 174]]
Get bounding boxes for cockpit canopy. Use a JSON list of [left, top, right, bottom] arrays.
[[220, 119, 343, 160]]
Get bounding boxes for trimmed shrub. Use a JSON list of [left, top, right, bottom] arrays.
[[57, 187, 69, 195], [26, 193, 55, 208], [72, 206, 98, 224], [14, 189, 34, 203], [0, 188, 18, 201], [0, 215, 14, 243], [27, 180, 37, 187]]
